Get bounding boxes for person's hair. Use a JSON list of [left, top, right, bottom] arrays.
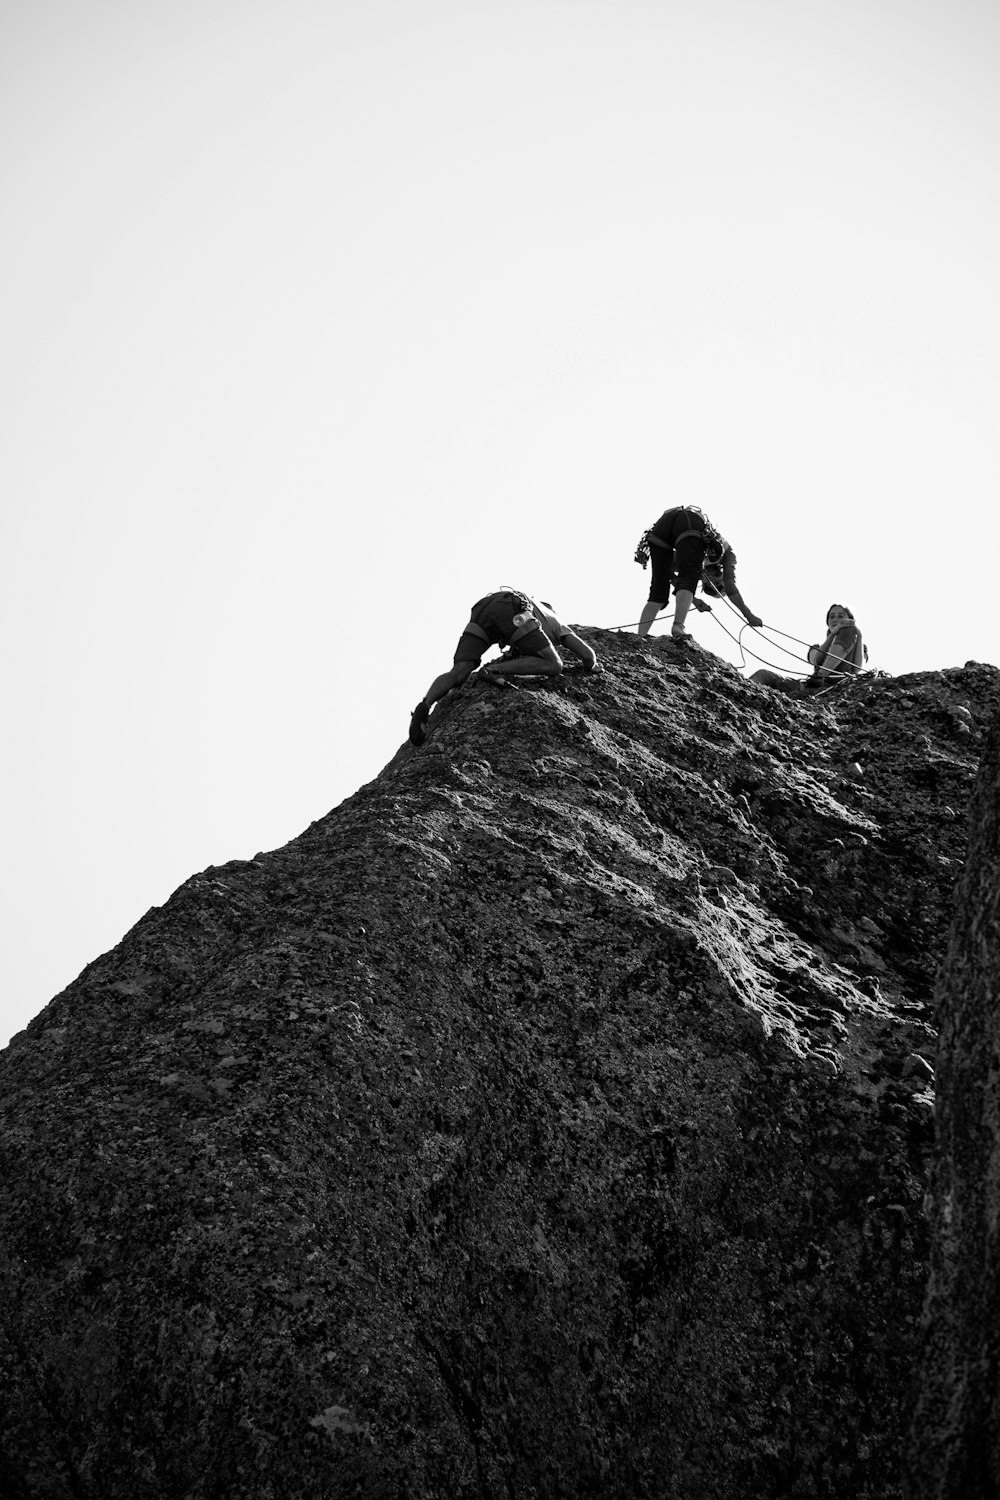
[[826, 603, 855, 627]]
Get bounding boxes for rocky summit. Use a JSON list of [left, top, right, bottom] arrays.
[[1, 631, 997, 1500]]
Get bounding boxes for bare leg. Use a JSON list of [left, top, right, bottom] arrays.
[[482, 654, 562, 679], [672, 589, 694, 636], [637, 601, 663, 637], [410, 660, 477, 744], [422, 660, 477, 709]]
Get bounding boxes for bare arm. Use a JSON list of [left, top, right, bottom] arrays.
[[560, 629, 598, 670], [817, 648, 847, 677], [721, 551, 762, 627], [815, 626, 862, 677]]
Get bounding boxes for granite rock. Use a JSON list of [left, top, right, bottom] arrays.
[[906, 690, 1000, 1499], [1, 632, 996, 1499]]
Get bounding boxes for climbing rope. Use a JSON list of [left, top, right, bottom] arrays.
[[705, 596, 812, 677], [602, 592, 866, 685], [709, 592, 868, 682], [601, 609, 676, 631]]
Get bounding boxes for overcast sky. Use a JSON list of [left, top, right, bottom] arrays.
[[2, 0, 998, 1048]]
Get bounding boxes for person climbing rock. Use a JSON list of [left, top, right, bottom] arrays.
[[751, 603, 865, 692], [635, 505, 762, 641], [408, 590, 598, 746]]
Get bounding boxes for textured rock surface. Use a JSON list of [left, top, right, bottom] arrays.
[[906, 704, 1000, 1500], [1, 631, 996, 1499]]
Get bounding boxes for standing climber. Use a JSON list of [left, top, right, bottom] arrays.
[[408, 589, 598, 746], [635, 506, 762, 640]]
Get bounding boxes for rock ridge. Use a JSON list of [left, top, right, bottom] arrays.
[[1, 631, 997, 1499]]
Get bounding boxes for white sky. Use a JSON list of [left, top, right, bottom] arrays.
[[2, 0, 998, 1048]]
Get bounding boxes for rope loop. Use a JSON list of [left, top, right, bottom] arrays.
[[598, 595, 868, 683]]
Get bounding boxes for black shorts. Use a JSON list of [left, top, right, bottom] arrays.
[[453, 593, 560, 667], [648, 532, 706, 604]]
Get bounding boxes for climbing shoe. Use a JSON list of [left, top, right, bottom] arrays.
[[408, 701, 430, 746]]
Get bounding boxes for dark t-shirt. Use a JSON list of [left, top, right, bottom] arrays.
[[813, 624, 863, 674]]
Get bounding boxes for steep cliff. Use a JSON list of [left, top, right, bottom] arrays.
[[1, 631, 996, 1500], [907, 703, 1000, 1500]]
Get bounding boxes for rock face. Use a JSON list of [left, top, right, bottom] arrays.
[[906, 704, 1000, 1500], [0, 631, 995, 1500]]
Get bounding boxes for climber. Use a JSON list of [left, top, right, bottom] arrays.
[[635, 505, 763, 641], [408, 590, 598, 746], [751, 603, 865, 692]]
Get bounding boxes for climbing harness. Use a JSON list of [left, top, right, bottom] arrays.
[[636, 508, 724, 561], [509, 612, 542, 647], [462, 588, 533, 648]]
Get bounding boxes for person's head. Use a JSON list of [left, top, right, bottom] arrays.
[[701, 556, 725, 597], [826, 603, 855, 631]]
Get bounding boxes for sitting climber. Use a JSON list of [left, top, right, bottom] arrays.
[[408, 590, 598, 746], [751, 603, 865, 692], [635, 505, 763, 641]]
